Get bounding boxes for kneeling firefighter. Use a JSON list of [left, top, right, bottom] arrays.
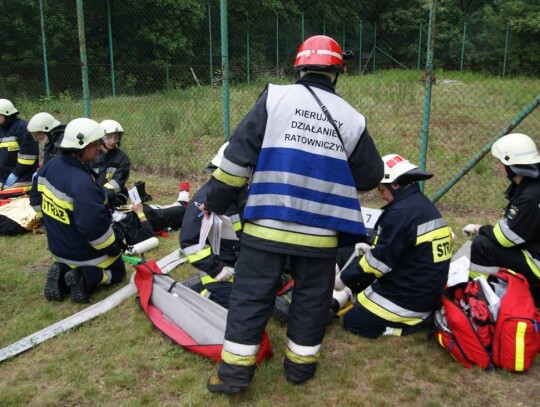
[[337, 154, 453, 338], [30, 118, 126, 303]]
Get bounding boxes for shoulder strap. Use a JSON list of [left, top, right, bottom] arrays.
[[301, 83, 345, 147]]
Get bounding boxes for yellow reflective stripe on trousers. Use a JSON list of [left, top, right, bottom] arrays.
[[523, 251, 540, 279], [357, 290, 425, 326], [285, 339, 321, 364], [222, 340, 258, 367], [213, 168, 247, 188], [244, 222, 337, 248], [515, 321, 527, 371], [187, 246, 212, 263]]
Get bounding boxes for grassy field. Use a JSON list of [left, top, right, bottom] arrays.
[[1, 170, 539, 406]]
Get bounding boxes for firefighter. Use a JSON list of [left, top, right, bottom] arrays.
[[0, 99, 39, 190], [91, 119, 131, 207], [336, 154, 453, 338], [30, 118, 125, 303], [179, 142, 245, 309], [462, 133, 540, 299], [27, 112, 66, 164], [201, 35, 383, 393]]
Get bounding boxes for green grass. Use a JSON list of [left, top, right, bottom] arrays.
[[1, 171, 539, 406]]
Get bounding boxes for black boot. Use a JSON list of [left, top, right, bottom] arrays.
[[44, 262, 70, 301], [134, 181, 152, 203], [64, 268, 90, 303]]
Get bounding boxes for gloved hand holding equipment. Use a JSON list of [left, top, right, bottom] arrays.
[[355, 242, 372, 257], [5, 173, 18, 187], [215, 266, 235, 282], [462, 224, 481, 237]]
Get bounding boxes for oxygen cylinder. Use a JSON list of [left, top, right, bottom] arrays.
[[129, 237, 159, 255]]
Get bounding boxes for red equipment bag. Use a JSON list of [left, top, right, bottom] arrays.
[[435, 268, 540, 372]]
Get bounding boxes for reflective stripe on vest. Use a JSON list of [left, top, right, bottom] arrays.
[[244, 222, 338, 248]]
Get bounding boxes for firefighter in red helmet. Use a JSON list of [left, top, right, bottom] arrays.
[[202, 35, 383, 393]]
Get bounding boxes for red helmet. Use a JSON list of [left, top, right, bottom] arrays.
[[294, 35, 344, 73]]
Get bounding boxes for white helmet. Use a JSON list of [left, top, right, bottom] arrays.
[[60, 118, 105, 150], [0, 99, 18, 116], [27, 112, 61, 133], [100, 119, 124, 135], [381, 154, 433, 184], [491, 133, 540, 165]]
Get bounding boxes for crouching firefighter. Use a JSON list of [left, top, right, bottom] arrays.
[[179, 143, 243, 309], [337, 154, 452, 338], [30, 118, 126, 303]]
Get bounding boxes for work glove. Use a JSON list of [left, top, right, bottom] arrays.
[[334, 274, 346, 291], [355, 242, 372, 257], [215, 266, 235, 282], [462, 224, 481, 237], [5, 173, 18, 187]]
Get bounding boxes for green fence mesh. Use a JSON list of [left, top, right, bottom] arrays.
[[1, 1, 538, 214]]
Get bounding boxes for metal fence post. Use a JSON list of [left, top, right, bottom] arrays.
[[419, 0, 437, 192], [301, 11, 304, 41], [76, 0, 91, 117], [246, 13, 250, 84], [502, 24, 509, 77], [39, 0, 50, 98], [107, 0, 116, 97], [276, 13, 279, 72], [373, 23, 377, 72], [460, 22, 467, 72], [358, 20, 363, 75], [208, 1, 213, 85], [220, 0, 230, 141], [417, 22, 422, 70]]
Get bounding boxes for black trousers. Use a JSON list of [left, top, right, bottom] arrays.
[[218, 243, 335, 385], [471, 234, 540, 289], [144, 205, 185, 230], [81, 256, 126, 293]]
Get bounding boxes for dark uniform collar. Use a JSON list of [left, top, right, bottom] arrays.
[[295, 73, 336, 94]]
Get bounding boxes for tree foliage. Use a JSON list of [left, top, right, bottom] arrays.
[[0, 0, 537, 77]]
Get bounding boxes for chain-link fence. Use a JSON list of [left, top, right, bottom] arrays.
[[1, 0, 539, 213]]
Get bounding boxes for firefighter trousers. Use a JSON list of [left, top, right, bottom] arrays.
[[217, 243, 336, 385]]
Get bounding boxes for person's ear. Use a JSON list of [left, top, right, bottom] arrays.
[[391, 182, 400, 190]]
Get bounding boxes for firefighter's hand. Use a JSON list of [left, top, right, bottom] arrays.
[[462, 224, 481, 237], [198, 202, 211, 219], [355, 242, 372, 257], [334, 274, 346, 291], [215, 266, 235, 282], [5, 173, 18, 187]]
